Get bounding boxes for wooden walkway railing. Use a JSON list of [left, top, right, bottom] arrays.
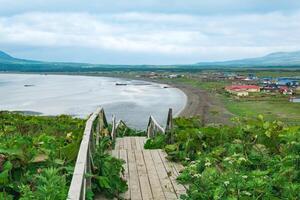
[[67, 108, 107, 200], [147, 108, 173, 138], [67, 107, 173, 200]]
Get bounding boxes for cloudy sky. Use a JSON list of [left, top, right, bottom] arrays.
[[1, 0, 300, 64]]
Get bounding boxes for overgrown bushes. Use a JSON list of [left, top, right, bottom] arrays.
[[91, 137, 127, 199], [0, 111, 85, 199], [0, 111, 127, 199], [146, 115, 300, 199]]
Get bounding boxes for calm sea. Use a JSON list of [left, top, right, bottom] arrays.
[[0, 73, 186, 129]]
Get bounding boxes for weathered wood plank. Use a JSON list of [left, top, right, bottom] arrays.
[[127, 150, 142, 200], [135, 150, 153, 200], [125, 137, 131, 150], [130, 137, 137, 150], [150, 150, 177, 200], [161, 150, 184, 174], [158, 150, 186, 198], [135, 137, 143, 151], [119, 136, 124, 150], [143, 150, 166, 200], [135, 137, 146, 150], [68, 107, 102, 200], [114, 138, 120, 150], [111, 149, 119, 159], [119, 150, 130, 200]]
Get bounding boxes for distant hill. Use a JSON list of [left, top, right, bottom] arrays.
[[0, 50, 40, 64], [0, 50, 300, 72], [0, 50, 19, 62], [196, 51, 300, 67]]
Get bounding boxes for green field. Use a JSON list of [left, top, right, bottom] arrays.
[[223, 98, 300, 124], [162, 76, 300, 124]]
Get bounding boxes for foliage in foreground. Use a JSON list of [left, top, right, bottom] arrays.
[[116, 124, 146, 137], [91, 137, 127, 199], [144, 134, 166, 149], [0, 111, 127, 200], [19, 168, 67, 200], [146, 115, 300, 199], [0, 111, 85, 199]]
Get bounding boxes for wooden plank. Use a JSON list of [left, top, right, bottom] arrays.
[[68, 108, 102, 200], [158, 150, 186, 198], [127, 150, 142, 200], [119, 137, 124, 150], [119, 150, 130, 200], [150, 150, 177, 200], [131, 137, 137, 150], [122, 137, 128, 150], [135, 150, 153, 200], [135, 137, 146, 150], [125, 137, 131, 150], [115, 138, 120, 150], [160, 150, 185, 175], [143, 150, 166, 200], [135, 137, 142, 150], [111, 150, 119, 159], [141, 137, 147, 149]]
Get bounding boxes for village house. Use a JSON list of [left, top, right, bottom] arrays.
[[276, 79, 299, 87], [225, 85, 260, 96], [279, 86, 293, 95]]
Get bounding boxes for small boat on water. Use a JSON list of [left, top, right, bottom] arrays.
[[115, 83, 127, 86], [24, 84, 35, 87]]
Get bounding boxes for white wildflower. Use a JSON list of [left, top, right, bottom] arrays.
[[238, 157, 247, 162], [193, 173, 202, 178], [242, 191, 251, 196], [224, 157, 231, 161], [224, 181, 230, 186]]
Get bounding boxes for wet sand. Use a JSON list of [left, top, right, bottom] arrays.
[[165, 82, 233, 124]]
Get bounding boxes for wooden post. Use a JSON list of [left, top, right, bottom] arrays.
[[111, 115, 116, 140], [147, 116, 152, 138], [166, 108, 174, 144], [96, 115, 100, 147], [166, 108, 173, 131]]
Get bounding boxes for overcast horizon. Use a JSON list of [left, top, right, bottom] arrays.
[[1, 0, 300, 65]]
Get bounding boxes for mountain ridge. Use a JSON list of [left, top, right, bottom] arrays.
[[0, 50, 300, 71], [196, 51, 300, 67], [0, 50, 15, 60]]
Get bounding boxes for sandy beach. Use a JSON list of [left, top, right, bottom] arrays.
[[166, 82, 233, 124]]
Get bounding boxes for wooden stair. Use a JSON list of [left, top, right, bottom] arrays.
[[95, 137, 186, 200]]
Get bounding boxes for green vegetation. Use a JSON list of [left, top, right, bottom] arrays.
[[223, 97, 300, 124], [0, 111, 127, 199], [116, 124, 146, 137], [162, 75, 300, 124], [146, 116, 300, 199], [247, 70, 300, 78], [144, 134, 166, 149], [91, 137, 127, 199], [0, 111, 85, 199]]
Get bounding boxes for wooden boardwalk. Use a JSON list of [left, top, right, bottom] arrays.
[[109, 136, 186, 200]]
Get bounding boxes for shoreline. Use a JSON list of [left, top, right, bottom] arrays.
[[0, 72, 231, 122], [160, 81, 233, 124]]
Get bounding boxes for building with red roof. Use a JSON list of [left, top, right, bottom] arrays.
[[225, 85, 260, 96]]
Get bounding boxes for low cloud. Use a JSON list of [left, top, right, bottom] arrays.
[[0, 11, 300, 63]]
